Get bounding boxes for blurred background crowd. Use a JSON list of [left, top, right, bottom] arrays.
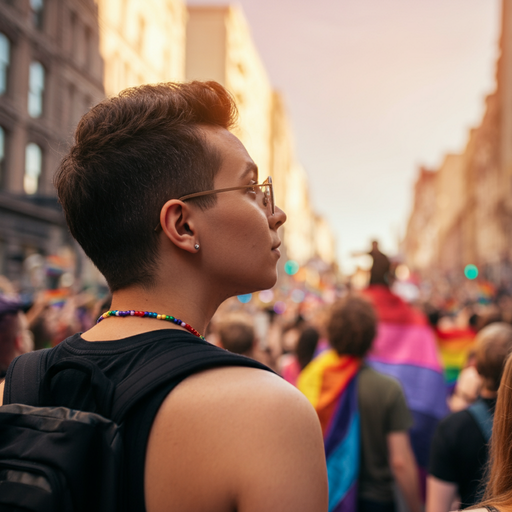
[[0, 238, 508, 387]]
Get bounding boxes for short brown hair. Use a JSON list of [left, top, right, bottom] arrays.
[[327, 295, 377, 357], [218, 320, 254, 356], [55, 81, 237, 291], [474, 322, 512, 392]]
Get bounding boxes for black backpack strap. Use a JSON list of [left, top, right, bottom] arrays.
[[3, 349, 51, 406], [112, 342, 273, 423]]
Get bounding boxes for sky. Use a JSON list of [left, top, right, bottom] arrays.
[[187, 0, 501, 273]]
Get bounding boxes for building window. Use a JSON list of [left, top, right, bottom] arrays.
[[28, 61, 45, 118], [24, 143, 42, 195], [30, 0, 44, 30], [0, 126, 5, 187], [0, 33, 10, 95]]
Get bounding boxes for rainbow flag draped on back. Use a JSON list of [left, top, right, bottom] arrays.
[[435, 327, 476, 391], [298, 351, 361, 512], [362, 285, 448, 473]]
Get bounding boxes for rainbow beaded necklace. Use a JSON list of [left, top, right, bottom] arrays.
[[97, 310, 205, 340]]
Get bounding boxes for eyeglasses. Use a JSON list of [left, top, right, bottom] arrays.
[[154, 176, 275, 232]]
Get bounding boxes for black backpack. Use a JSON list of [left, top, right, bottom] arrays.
[[0, 342, 270, 511]]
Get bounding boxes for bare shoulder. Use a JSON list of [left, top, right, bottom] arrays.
[[145, 366, 328, 512], [150, 365, 324, 454], [156, 365, 324, 436]]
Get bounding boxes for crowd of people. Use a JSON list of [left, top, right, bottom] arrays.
[[2, 80, 512, 512], [2, 257, 512, 511]]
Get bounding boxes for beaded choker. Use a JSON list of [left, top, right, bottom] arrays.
[[97, 310, 205, 339]]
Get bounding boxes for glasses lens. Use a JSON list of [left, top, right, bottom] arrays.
[[262, 177, 274, 215]]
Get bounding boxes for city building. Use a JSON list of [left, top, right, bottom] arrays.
[[403, 0, 512, 286], [96, 0, 186, 96], [0, 0, 188, 289], [434, 153, 466, 273], [0, 0, 105, 284], [403, 167, 437, 272]]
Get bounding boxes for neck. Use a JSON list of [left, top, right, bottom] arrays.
[[83, 269, 229, 342], [82, 244, 245, 342]]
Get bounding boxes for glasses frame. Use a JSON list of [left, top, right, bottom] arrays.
[[154, 176, 274, 232]]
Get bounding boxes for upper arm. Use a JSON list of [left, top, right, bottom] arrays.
[[386, 430, 415, 469], [426, 475, 458, 512], [234, 381, 328, 512], [145, 367, 328, 512], [0, 380, 4, 406], [386, 381, 413, 433]]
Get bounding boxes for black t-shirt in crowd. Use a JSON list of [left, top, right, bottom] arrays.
[[33, 330, 269, 512], [429, 398, 496, 509]]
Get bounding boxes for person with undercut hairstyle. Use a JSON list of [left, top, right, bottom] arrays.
[[0, 82, 328, 512]]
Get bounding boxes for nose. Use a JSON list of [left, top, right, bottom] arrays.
[[269, 205, 286, 230]]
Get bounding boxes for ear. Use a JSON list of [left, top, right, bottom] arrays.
[[159, 199, 199, 254]]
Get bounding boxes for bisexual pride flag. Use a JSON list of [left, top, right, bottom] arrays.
[[298, 351, 361, 512], [362, 285, 448, 472]]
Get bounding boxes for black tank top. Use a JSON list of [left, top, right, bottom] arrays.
[[40, 330, 272, 511]]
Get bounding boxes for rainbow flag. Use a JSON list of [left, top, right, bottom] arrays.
[[435, 327, 476, 390], [44, 288, 69, 306], [298, 351, 361, 512], [477, 281, 495, 304], [362, 285, 448, 473]]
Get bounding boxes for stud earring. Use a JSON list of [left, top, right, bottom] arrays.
[[194, 243, 200, 250]]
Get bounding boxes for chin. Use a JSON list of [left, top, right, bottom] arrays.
[[232, 269, 278, 296], [256, 267, 278, 291]]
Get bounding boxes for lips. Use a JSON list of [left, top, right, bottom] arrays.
[[272, 241, 281, 257]]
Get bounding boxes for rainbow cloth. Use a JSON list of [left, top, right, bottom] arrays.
[[362, 285, 448, 472], [435, 327, 476, 391], [298, 351, 361, 512]]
